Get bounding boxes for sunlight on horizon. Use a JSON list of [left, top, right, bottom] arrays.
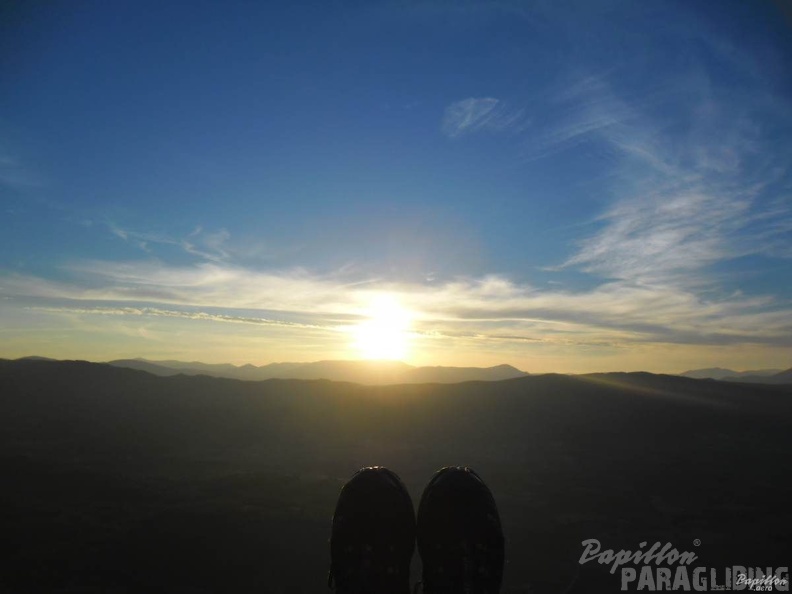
[[351, 295, 413, 360]]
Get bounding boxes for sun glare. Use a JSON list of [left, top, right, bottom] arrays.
[[352, 295, 412, 360]]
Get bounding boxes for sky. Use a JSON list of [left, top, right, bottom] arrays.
[[1, 0, 792, 373]]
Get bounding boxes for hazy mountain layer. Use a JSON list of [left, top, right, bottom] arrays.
[[680, 366, 792, 383], [107, 357, 529, 384]]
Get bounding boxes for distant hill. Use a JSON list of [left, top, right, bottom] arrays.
[[103, 358, 184, 377], [680, 367, 784, 380], [106, 357, 528, 384], [723, 367, 792, 385]]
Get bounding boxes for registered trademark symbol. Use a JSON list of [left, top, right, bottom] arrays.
[[693, 539, 701, 547]]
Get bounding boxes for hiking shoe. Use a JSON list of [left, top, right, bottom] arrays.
[[416, 467, 505, 594], [329, 466, 416, 594]]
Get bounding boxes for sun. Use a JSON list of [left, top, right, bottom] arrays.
[[352, 295, 412, 360]]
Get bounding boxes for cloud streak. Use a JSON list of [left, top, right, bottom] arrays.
[[442, 98, 528, 138], [27, 305, 330, 331], [106, 223, 231, 263]]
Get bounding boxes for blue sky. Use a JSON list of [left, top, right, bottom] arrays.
[[2, 0, 791, 372]]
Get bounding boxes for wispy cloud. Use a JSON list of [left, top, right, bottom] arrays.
[[182, 226, 231, 262], [106, 222, 231, 262], [27, 305, 329, 331], [0, 262, 363, 315], [562, 190, 753, 283], [552, 74, 792, 283], [442, 98, 528, 138]]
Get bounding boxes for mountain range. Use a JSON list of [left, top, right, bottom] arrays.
[[104, 357, 529, 385], [680, 366, 792, 384], [18, 356, 792, 384]]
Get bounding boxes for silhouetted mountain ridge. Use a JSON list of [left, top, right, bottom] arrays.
[[680, 366, 792, 384], [680, 366, 781, 379], [106, 357, 528, 384]]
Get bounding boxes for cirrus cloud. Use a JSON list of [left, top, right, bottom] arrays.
[[442, 98, 528, 138]]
